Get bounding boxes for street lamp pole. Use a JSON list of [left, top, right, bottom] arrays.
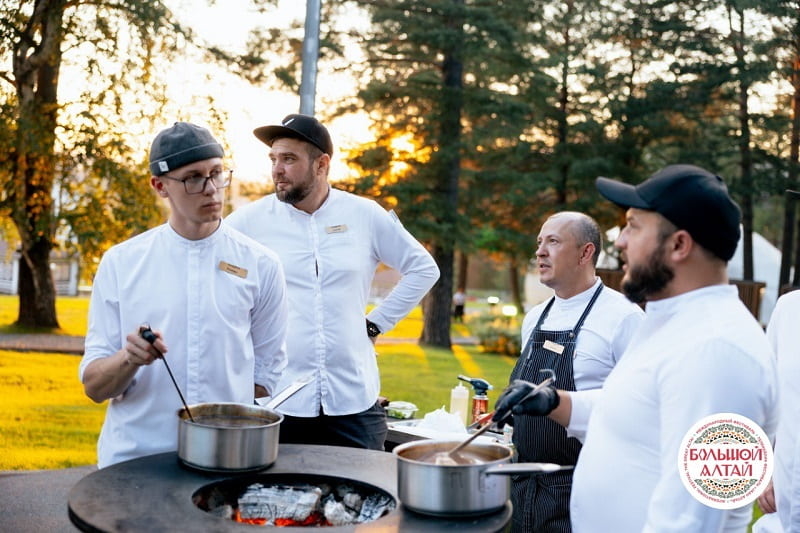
[[299, 0, 321, 116]]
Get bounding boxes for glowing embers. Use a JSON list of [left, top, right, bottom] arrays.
[[194, 473, 396, 527]]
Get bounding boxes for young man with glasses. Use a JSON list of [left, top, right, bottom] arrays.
[[226, 114, 439, 450], [80, 122, 289, 468]]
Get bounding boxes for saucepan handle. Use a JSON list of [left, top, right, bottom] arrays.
[[483, 462, 573, 476]]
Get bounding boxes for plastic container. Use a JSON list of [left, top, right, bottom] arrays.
[[386, 401, 418, 419], [449, 383, 470, 426]]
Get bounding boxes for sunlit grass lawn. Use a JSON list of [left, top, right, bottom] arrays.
[[0, 350, 104, 470], [0, 294, 87, 336], [0, 296, 769, 531], [0, 295, 511, 470]]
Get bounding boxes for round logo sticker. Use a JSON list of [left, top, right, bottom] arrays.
[[678, 413, 773, 509]]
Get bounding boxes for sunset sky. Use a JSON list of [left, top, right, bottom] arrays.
[[168, 0, 371, 183]]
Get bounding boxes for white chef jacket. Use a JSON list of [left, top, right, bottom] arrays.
[[520, 278, 643, 391], [756, 290, 800, 532], [225, 187, 439, 417], [570, 284, 778, 532], [80, 222, 288, 468]]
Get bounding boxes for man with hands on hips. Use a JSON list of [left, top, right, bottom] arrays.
[[80, 122, 288, 468], [226, 114, 439, 450], [494, 164, 778, 532]]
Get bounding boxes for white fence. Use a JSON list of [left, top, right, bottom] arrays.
[[0, 252, 79, 296]]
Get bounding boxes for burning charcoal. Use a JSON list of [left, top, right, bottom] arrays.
[[357, 492, 396, 523], [342, 490, 363, 513], [323, 498, 358, 526], [317, 482, 333, 498], [238, 483, 322, 522], [194, 485, 231, 511], [208, 504, 234, 519], [334, 483, 357, 499]]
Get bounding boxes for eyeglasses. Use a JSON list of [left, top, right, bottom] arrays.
[[160, 169, 233, 194]]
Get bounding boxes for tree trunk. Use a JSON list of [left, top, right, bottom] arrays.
[[17, 240, 59, 328], [455, 250, 468, 292], [785, 52, 800, 288], [733, 8, 754, 281], [420, 0, 464, 348], [421, 244, 454, 347], [555, 0, 573, 207], [780, 190, 797, 289], [508, 260, 523, 314], [11, 1, 66, 329], [738, 77, 754, 281], [421, 0, 464, 347]]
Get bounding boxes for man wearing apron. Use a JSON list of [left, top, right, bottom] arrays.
[[500, 212, 643, 532]]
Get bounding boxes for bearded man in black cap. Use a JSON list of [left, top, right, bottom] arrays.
[[226, 114, 439, 450], [81, 122, 288, 468], [494, 164, 778, 531]]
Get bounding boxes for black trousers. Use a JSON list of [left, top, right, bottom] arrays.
[[278, 400, 388, 451]]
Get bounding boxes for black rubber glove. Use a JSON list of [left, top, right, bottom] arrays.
[[492, 379, 560, 429]]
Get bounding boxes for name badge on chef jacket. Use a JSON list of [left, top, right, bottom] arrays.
[[326, 224, 348, 234], [543, 339, 565, 355], [219, 261, 248, 278]]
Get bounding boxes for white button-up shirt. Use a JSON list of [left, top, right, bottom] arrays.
[[760, 290, 800, 532], [226, 188, 439, 416], [80, 222, 288, 467], [520, 278, 643, 391], [569, 285, 778, 532]]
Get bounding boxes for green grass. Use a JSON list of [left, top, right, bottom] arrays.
[[0, 295, 513, 470], [0, 294, 87, 335], [0, 349, 106, 470], [0, 295, 767, 531]]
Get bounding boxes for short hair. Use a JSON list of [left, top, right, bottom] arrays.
[[548, 212, 603, 266], [305, 143, 324, 160]]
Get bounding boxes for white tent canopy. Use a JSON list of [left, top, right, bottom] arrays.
[[727, 230, 781, 325]]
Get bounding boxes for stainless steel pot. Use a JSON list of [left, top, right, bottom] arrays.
[[177, 402, 282, 473], [393, 439, 569, 516], [176, 375, 312, 472]]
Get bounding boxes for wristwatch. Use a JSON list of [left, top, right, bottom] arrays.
[[366, 319, 381, 338]]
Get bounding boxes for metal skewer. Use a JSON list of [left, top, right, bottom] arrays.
[[139, 324, 194, 422]]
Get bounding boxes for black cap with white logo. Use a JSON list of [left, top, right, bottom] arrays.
[[253, 114, 333, 156]]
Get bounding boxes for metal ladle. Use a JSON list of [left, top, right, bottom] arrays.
[[139, 324, 194, 422], [433, 369, 557, 466]]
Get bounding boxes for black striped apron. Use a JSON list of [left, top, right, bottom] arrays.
[[508, 284, 603, 533]]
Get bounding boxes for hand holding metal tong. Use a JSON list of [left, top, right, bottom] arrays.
[[491, 369, 558, 429]]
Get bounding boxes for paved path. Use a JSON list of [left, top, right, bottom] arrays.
[[0, 333, 85, 354], [0, 333, 478, 355], [0, 465, 96, 533]]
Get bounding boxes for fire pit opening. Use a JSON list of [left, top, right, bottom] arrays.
[[193, 473, 397, 527]]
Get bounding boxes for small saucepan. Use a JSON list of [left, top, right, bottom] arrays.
[[394, 439, 571, 516], [177, 402, 282, 473], [177, 375, 312, 472]]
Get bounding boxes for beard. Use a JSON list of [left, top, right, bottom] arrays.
[[621, 242, 674, 304], [275, 167, 316, 205], [277, 185, 309, 205]]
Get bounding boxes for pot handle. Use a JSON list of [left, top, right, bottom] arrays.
[[483, 462, 573, 477], [258, 374, 314, 410]]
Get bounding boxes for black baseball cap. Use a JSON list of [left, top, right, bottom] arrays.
[[595, 164, 742, 261], [253, 114, 333, 156], [149, 122, 224, 176]]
